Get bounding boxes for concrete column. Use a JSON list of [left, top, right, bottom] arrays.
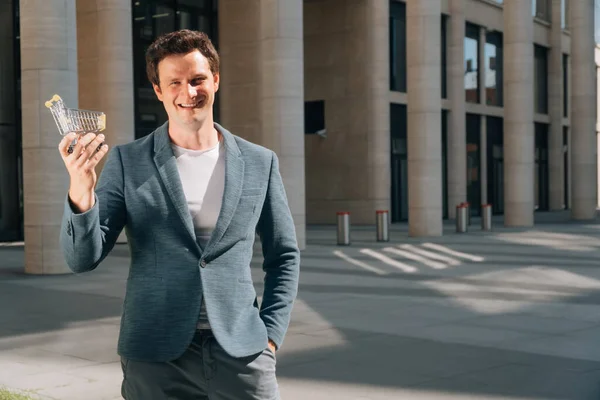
[[259, 0, 306, 249], [365, 0, 391, 222], [76, 0, 135, 154], [0, 0, 19, 239], [570, 0, 597, 219], [407, 0, 442, 236], [218, 0, 261, 143], [503, 0, 535, 227], [548, 0, 565, 210], [20, 0, 78, 273], [447, 0, 466, 218]]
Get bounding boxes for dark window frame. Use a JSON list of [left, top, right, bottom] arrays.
[[441, 15, 448, 99], [465, 22, 480, 103], [485, 31, 503, 106], [389, 0, 407, 92], [534, 44, 549, 114], [563, 53, 568, 117]]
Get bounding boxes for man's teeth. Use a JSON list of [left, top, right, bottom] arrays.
[[180, 103, 198, 107]]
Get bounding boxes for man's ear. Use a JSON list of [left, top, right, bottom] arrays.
[[153, 84, 163, 101], [213, 73, 220, 93]]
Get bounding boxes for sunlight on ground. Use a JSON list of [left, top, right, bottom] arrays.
[[422, 266, 600, 314], [492, 231, 600, 251], [334, 243, 484, 276], [278, 379, 535, 400]]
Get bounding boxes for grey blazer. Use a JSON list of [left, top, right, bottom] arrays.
[[59, 122, 300, 362]]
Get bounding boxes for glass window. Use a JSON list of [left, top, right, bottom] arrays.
[[534, 45, 549, 114], [389, 1, 407, 92], [533, 0, 551, 21], [465, 23, 480, 103], [485, 31, 503, 106], [442, 110, 448, 218], [535, 123, 549, 211], [390, 104, 408, 222], [466, 114, 481, 216], [596, 0, 600, 43], [563, 54, 568, 117], [562, 0, 568, 29], [486, 117, 504, 214], [132, 0, 218, 139], [441, 15, 447, 99], [563, 127, 569, 209], [0, 0, 23, 241]]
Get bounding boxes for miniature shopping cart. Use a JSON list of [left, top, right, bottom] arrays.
[[45, 94, 106, 153]]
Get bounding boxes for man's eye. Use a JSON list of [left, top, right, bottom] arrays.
[[170, 81, 180, 86]]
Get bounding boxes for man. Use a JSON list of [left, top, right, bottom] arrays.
[[58, 29, 300, 399]]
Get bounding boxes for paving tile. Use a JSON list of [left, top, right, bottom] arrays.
[[461, 313, 600, 335], [448, 363, 600, 399]]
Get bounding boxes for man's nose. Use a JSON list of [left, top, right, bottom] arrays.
[[187, 84, 197, 97]]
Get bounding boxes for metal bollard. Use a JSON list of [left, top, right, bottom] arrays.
[[456, 204, 467, 233], [481, 204, 493, 231], [375, 210, 389, 242], [337, 212, 351, 245]]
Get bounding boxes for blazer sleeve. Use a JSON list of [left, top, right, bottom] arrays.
[[256, 151, 301, 350], [59, 146, 127, 273]]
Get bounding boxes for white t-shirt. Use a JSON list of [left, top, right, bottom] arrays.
[[171, 140, 225, 329], [171, 141, 225, 248]]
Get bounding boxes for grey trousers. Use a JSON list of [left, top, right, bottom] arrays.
[[120, 330, 280, 400]]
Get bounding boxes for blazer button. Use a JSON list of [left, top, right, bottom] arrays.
[[200, 260, 207, 268]]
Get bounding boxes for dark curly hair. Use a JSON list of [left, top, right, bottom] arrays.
[[145, 29, 219, 86]]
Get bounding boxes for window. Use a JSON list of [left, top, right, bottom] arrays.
[[535, 123, 549, 211], [442, 111, 448, 218], [466, 114, 481, 216], [534, 45, 549, 114], [132, 0, 218, 139], [390, 104, 408, 222], [562, 0, 569, 29], [441, 15, 448, 99], [487, 117, 504, 214], [533, 0, 551, 21], [304, 101, 325, 135], [389, 1, 407, 92], [0, 0, 23, 241], [596, 0, 600, 43], [465, 23, 480, 103], [563, 54, 568, 117], [485, 31, 503, 106], [563, 127, 569, 209]]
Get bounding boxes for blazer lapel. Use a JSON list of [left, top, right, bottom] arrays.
[[202, 123, 244, 257], [152, 122, 198, 248]]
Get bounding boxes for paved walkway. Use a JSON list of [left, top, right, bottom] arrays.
[[3, 216, 600, 399]]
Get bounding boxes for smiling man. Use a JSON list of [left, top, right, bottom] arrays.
[[58, 29, 300, 400]]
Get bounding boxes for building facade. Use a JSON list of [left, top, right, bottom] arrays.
[[0, 0, 597, 273]]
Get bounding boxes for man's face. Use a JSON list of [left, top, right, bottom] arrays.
[[153, 50, 219, 130]]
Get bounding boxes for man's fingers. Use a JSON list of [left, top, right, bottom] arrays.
[[58, 132, 77, 159], [69, 132, 97, 161], [84, 144, 109, 170], [73, 133, 103, 167]]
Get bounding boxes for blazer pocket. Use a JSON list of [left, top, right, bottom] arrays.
[[241, 187, 263, 197]]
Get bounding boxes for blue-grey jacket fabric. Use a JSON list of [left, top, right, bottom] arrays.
[[59, 122, 300, 362]]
